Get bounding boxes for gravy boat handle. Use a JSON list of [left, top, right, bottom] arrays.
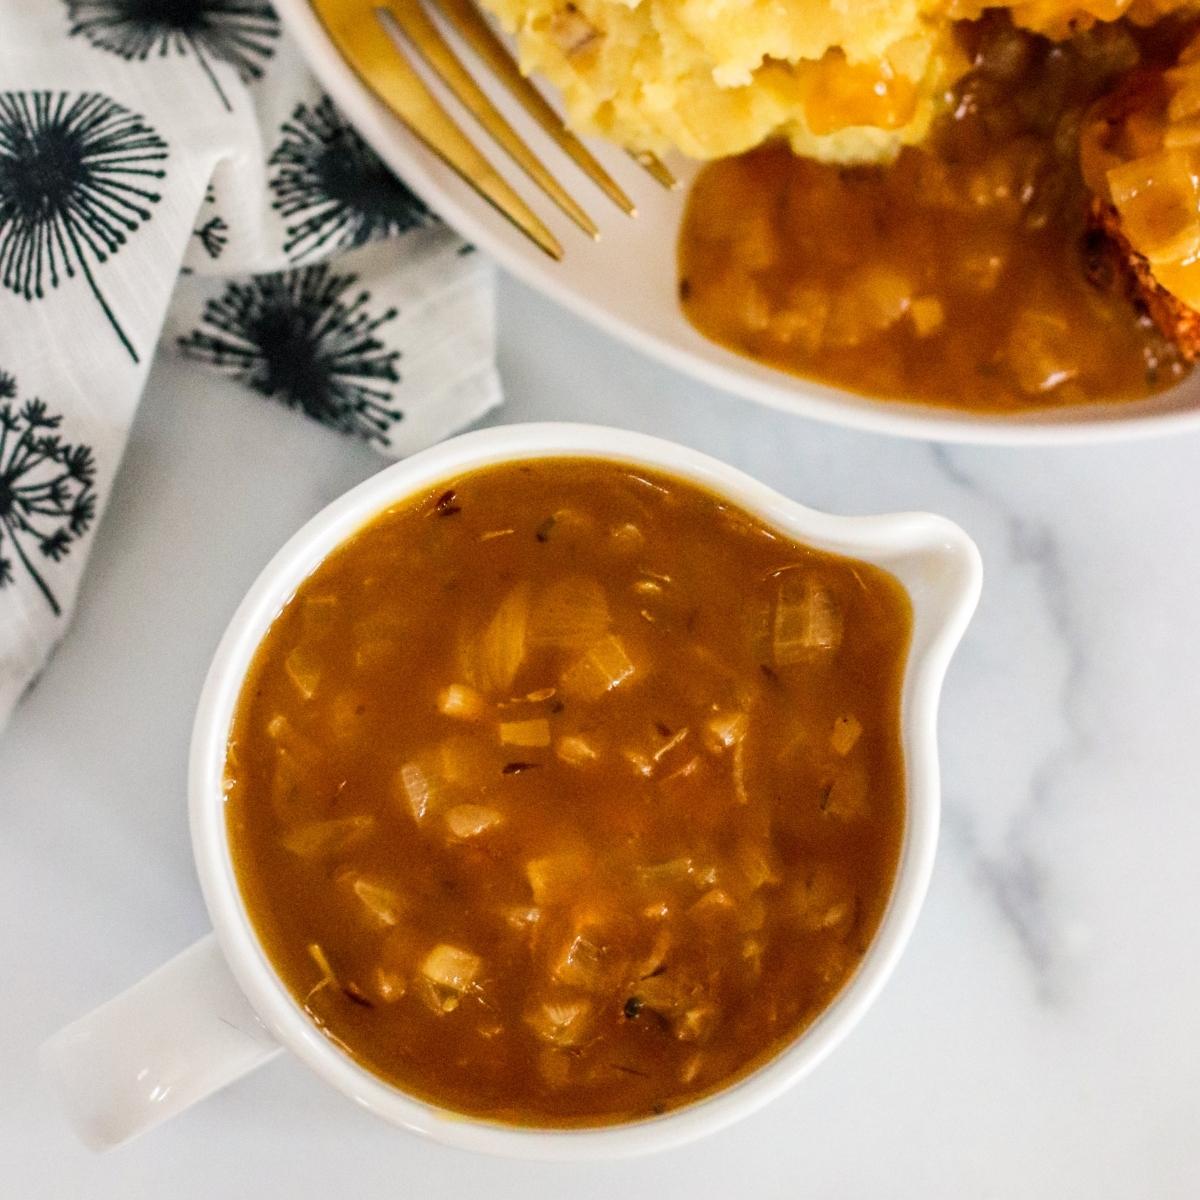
[[40, 932, 281, 1150]]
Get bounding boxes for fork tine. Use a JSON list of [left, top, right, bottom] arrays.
[[380, 0, 598, 238], [427, 0, 640, 213], [313, 0, 562, 259], [627, 148, 678, 190]]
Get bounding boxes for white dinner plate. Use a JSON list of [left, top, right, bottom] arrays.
[[276, 0, 1200, 444]]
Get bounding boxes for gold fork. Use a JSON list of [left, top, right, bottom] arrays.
[[312, 0, 676, 260]]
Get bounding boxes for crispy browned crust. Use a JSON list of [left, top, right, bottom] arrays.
[[1086, 196, 1200, 362]]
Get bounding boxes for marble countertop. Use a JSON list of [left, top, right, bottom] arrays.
[[3, 275, 1198, 1198]]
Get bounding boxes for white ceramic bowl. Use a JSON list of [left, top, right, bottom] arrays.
[[275, 0, 1200, 445], [43, 425, 980, 1155]]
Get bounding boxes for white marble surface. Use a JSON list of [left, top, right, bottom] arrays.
[[3, 275, 1199, 1197]]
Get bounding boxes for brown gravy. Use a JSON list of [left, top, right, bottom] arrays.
[[225, 458, 912, 1125], [678, 17, 1195, 413]]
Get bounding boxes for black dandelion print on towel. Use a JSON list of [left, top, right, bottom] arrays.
[[178, 265, 404, 444], [0, 92, 167, 363], [193, 213, 228, 260], [63, 0, 280, 112], [0, 370, 97, 617], [66, 0, 279, 111], [269, 96, 436, 262], [189, 183, 227, 263]]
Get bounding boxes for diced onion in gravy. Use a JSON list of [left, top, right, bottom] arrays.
[[465, 583, 530, 695], [284, 647, 322, 700], [396, 762, 436, 823], [703, 711, 748, 753], [346, 873, 405, 925], [830, 714, 863, 756], [418, 944, 482, 1013], [531, 575, 611, 648], [771, 573, 844, 665], [438, 683, 487, 721], [499, 717, 551, 747], [527, 997, 594, 1047], [560, 634, 637, 700], [556, 734, 600, 766], [444, 804, 503, 839], [281, 815, 374, 859]]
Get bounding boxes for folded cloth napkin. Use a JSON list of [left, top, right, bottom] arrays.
[[0, 2, 501, 730]]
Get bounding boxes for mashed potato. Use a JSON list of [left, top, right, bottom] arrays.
[[483, 0, 964, 160], [482, 0, 1200, 161]]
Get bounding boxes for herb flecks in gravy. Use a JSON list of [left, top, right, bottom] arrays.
[[225, 459, 912, 1126]]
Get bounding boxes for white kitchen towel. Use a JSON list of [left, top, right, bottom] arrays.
[[0, 3, 501, 730]]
